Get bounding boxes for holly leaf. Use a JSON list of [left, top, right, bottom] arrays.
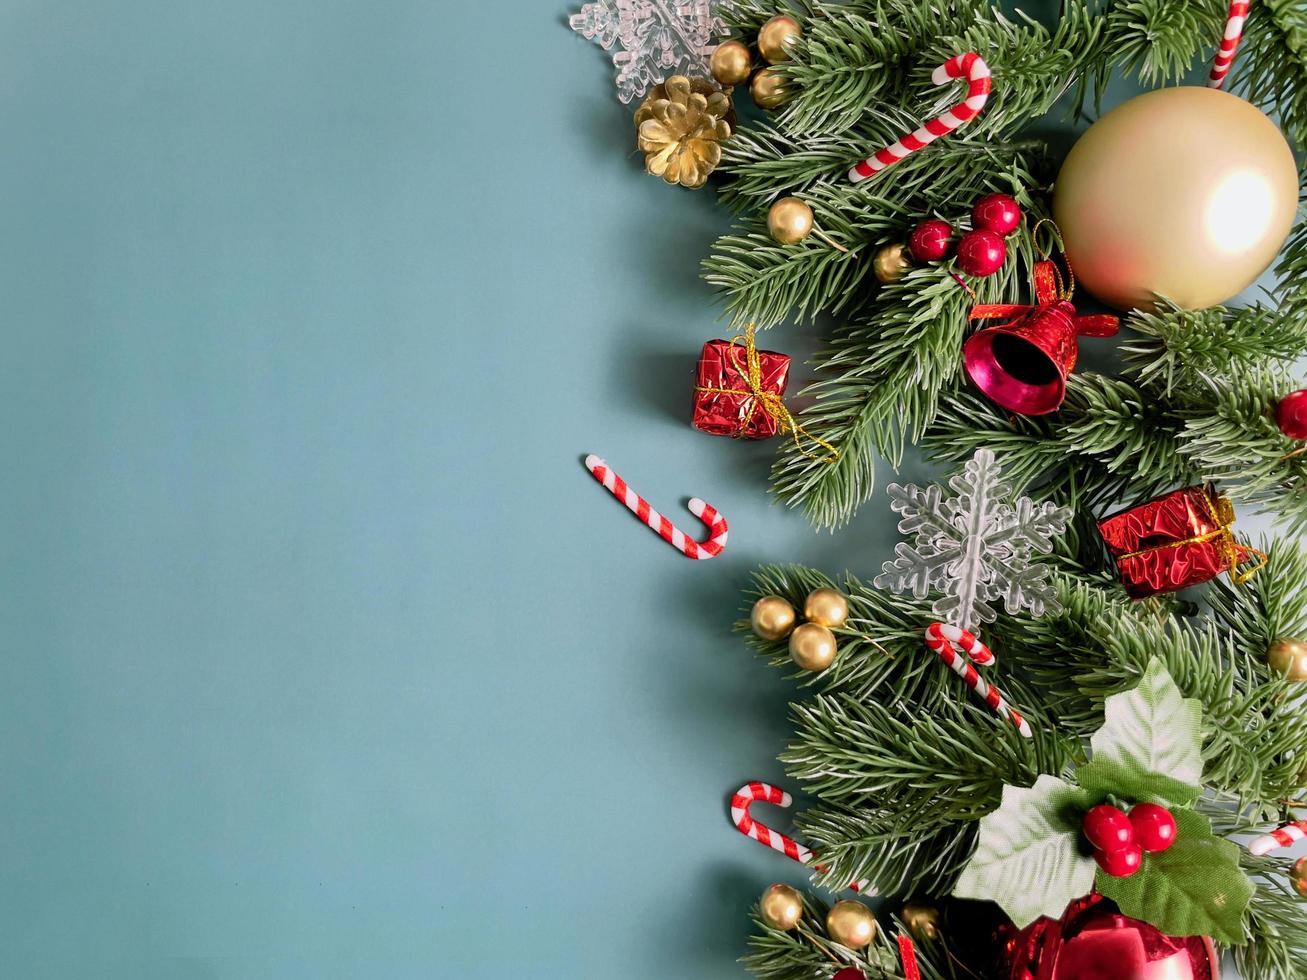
[[1094, 809, 1252, 944], [1077, 659, 1204, 806], [953, 775, 1097, 927]]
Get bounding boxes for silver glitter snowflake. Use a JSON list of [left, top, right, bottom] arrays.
[[569, 0, 726, 103], [874, 450, 1072, 631]]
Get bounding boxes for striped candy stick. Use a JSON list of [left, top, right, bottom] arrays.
[[1209, 1, 1251, 89], [925, 623, 1033, 738], [584, 454, 728, 559], [848, 53, 991, 183], [729, 781, 875, 894], [1248, 819, 1307, 856]]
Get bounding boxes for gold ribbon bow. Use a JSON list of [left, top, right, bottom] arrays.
[[1117, 488, 1267, 586]]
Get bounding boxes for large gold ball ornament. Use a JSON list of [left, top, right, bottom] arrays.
[[750, 67, 791, 109], [901, 902, 942, 942], [759, 883, 804, 930], [826, 900, 878, 949], [1053, 87, 1298, 311], [1267, 637, 1307, 682], [768, 197, 814, 245], [803, 588, 849, 629], [757, 15, 802, 63], [710, 40, 754, 87], [789, 623, 837, 671], [751, 595, 797, 641], [873, 243, 911, 284]]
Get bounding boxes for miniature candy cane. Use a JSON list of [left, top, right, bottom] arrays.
[[1248, 819, 1307, 856], [898, 935, 921, 980], [729, 781, 875, 894], [848, 53, 991, 183], [1209, 1, 1251, 89], [925, 623, 1032, 737], [584, 454, 728, 559]]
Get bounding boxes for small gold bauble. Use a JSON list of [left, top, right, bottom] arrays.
[[759, 883, 804, 930], [873, 243, 911, 284], [826, 899, 877, 949], [751, 595, 798, 641], [710, 39, 754, 86], [789, 623, 837, 671], [1267, 637, 1307, 682], [803, 588, 849, 629], [750, 66, 791, 109], [757, 14, 802, 63], [901, 902, 941, 942], [768, 197, 814, 245], [1291, 857, 1307, 897]]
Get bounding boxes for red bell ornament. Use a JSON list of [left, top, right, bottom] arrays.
[[963, 260, 1119, 415]]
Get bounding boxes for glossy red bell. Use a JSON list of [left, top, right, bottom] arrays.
[[963, 301, 1080, 415]]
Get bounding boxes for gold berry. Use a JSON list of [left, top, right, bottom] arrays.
[[902, 902, 941, 941], [759, 883, 804, 930], [1268, 637, 1307, 682], [789, 623, 837, 672], [803, 588, 849, 629], [710, 40, 753, 86], [1292, 857, 1307, 897], [873, 243, 912, 284], [767, 197, 814, 245], [751, 595, 797, 641], [826, 899, 877, 949], [757, 15, 802, 64], [750, 66, 790, 109]]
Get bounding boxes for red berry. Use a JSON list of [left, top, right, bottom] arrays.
[[1083, 805, 1133, 852], [832, 971, 866, 980], [971, 193, 1022, 236], [955, 229, 1007, 277], [907, 219, 955, 262], [1095, 843, 1144, 877], [1129, 803, 1177, 853], [1277, 389, 1307, 440]]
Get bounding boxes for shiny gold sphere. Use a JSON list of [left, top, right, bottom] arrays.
[[1267, 637, 1307, 682], [750, 66, 791, 109], [901, 902, 941, 942], [751, 595, 797, 641], [873, 243, 911, 284], [710, 40, 753, 86], [789, 623, 837, 671], [803, 588, 849, 629], [768, 196, 814, 245], [1053, 87, 1298, 312], [826, 900, 877, 949], [1291, 858, 1307, 897], [759, 883, 804, 930], [757, 15, 802, 63]]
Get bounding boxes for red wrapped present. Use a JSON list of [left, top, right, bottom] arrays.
[[692, 330, 792, 438], [1097, 485, 1265, 598]]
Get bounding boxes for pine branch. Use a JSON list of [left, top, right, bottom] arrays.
[[1232, 0, 1307, 151]]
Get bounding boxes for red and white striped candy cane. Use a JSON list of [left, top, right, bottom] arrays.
[[729, 781, 875, 894], [925, 623, 1032, 738], [1209, 1, 1251, 89], [1248, 819, 1307, 856], [848, 53, 991, 183], [584, 454, 728, 559]]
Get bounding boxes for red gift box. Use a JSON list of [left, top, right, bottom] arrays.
[[1097, 485, 1264, 598], [692, 335, 791, 439]]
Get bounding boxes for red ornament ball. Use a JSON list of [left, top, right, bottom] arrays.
[[1096, 843, 1144, 877], [1277, 389, 1307, 440], [1129, 803, 1177, 853], [907, 219, 955, 262], [972, 193, 1023, 236], [955, 229, 1007, 277], [832, 970, 866, 980], [1083, 805, 1133, 852]]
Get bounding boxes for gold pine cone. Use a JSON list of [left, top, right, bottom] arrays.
[[634, 76, 732, 189]]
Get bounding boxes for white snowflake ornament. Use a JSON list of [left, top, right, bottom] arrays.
[[569, 0, 727, 104], [874, 450, 1072, 631]]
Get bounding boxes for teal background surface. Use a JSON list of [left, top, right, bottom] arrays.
[[0, 2, 1280, 978]]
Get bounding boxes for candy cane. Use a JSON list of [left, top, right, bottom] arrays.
[[1248, 819, 1307, 856], [729, 781, 876, 894], [848, 53, 991, 183], [925, 623, 1032, 737], [1209, 1, 1251, 89], [584, 454, 727, 559]]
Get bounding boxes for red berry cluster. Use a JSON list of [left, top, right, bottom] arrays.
[[905, 193, 1022, 278], [1083, 803, 1177, 877]]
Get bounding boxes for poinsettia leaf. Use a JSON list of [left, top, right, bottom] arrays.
[[953, 774, 1097, 928], [1094, 809, 1253, 945], [1077, 659, 1203, 806]]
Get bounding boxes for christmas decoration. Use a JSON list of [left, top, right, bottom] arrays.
[[583, 455, 728, 559], [633, 76, 732, 189], [789, 622, 836, 671], [802, 588, 848, 629], [569, 0, 725, 104], [954, 229, 1006, 277], [759, 883, 803, 930], [875, 449, 1072, 631], [1276, 388, 1307, 439], [765, 197, 811, 245], [900, 903, 940, 942], [1095, 844, 1143, 878], [750, 595, 796, 641], [1128, 804, 1178, 853], [1083, 805, 1134, 852], [1249, 818, 1307, 856], [1209, 0, 1250, 88], [1267, 636, 1307, 682], [924, 622, 1032, 737], [1053, 87, 1299, 311], [1097, 485, 1264, 598], [971, 193, 1023, 236], [826, 900, 877, 949], [709, 39, 752, 86], [1292, 857, 1307, 897], [872, 243, 911, 284], [756, 15, 801, 64], [963, 258, 1120, 416], [906, 219, 955, 263], [749, 66, 788, 108], [831, 970, 866, 980]]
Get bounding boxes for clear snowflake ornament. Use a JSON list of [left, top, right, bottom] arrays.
[[569, 0, 727, 104], [874, 449, 1072, 631]]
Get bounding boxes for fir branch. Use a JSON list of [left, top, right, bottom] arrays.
[[1231, 0, 1307, 151], [1102, 0, 1228, 87]]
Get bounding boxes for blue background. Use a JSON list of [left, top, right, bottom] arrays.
[[0, 2, 1284, 978]]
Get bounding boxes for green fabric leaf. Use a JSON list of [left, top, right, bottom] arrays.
[[1094, 809, 1253, 945], [953, 774, 1097, 928], [1077, 659, 1204, 805]]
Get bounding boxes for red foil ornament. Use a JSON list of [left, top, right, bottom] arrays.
[[1097, 485, 1265, 598], [956, 229, 1008, 277], [692, 335, 790, 438], [1276, 388, 1307, 439], [1007, 895, 1219, 980]]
